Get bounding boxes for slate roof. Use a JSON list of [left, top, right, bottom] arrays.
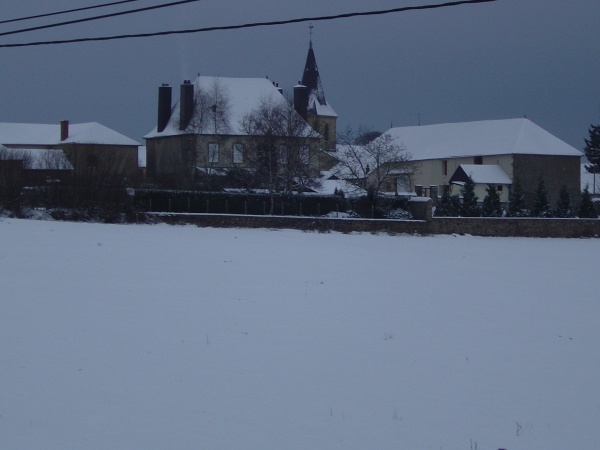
[[383, 118, 582, 160], [301, 43, 337, 118]]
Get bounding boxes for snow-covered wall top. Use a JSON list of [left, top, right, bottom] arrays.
[[383, 118, 582, 160], [0, 122, 140, 147]]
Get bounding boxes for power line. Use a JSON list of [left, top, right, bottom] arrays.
[[0, 0, 200, 38], [0, 0, 497, 48], [0, 0, 145, 25]]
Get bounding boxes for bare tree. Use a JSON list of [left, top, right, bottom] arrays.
[[334, 126, 414, 194], [240, 97, 320, 213], [187, 78, 231, 183]]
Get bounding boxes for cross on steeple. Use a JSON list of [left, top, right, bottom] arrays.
[[309, 23, 313, 47]]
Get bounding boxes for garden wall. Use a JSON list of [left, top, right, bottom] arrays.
[[139, 212, 600, 238]]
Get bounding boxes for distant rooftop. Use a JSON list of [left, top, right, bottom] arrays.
[[0, 122, 140, 147], [383, 118, 582, 160]]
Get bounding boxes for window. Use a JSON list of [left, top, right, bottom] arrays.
[[396, 174, 411, 194], [208, 143, 219, 163], [497, 185, 503, 192], [474, 156, 483, 165], [233, 143, 244, 164], [323, 124, 330, 143], [278, 145, 288, 165], [299, 146, 310, 165], [442, 160, 448, 176]]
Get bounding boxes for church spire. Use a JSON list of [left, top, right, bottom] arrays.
[[301, 32, 326, 108]]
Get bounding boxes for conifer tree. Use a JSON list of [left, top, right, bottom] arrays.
[[507, 178, 529, 217], [481, 184, 503, 217], [532, 178, 551, 217], [578, 186, 598, 218], [554, 185, 573, 218], [450, 194, 461, 216], [584, 124, 600, 175], [460, 178, 480, 217], [435, 188, 453, 216]]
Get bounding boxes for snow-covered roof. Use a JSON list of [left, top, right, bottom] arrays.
[[315, 170, 366, 196], [452, 164, 512, 185], [145, 76, 315, 138], [383, 118, 582, 160], [0, 122, 140, 146], [308, 92, 337, 118], [0, 148, 73, 170]]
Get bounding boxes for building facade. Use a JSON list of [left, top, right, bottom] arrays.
[[374, 118, 582, 206]]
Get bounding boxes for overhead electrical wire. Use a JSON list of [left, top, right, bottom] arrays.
[[0, 0, 146, 25], [0, 0, 200, 38], [0, 0, 497, 49]]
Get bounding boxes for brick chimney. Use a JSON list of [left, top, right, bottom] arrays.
[[293, 83, 308, 120], [157, 84, 172, 133], [60, 120, 69, 141], [179, 80, 194, 131]]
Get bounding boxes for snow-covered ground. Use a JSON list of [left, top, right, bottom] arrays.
[[1, 218, 598, 450]]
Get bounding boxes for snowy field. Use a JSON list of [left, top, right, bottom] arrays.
[[1, 218, 599, 450]]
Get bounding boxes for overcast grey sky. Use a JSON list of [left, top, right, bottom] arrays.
[[1, 0, 599, 150]]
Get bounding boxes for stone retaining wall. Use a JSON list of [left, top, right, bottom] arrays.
[[141, 212, 600, 238]]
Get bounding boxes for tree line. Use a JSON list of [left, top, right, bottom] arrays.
[[435, 177, 597, 218]]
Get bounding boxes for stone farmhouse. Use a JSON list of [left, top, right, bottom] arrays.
[[370, 118, 582, 206], [145, 43, 338, 190], [0, 120, 140, 186]]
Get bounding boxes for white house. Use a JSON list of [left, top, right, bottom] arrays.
[[379, 118, 582, 206]]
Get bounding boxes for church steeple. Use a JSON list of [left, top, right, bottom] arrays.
[[295, 29, 337, 150], [301, 37, 327, 111]]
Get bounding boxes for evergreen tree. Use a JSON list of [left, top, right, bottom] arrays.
[[507, 178, 529, 217], [578, 186, 598, 218], [481, 184, 503, 217], [450, 194, 461, 216], [584, 123, 600, 175], [554, 185, 573, 218], [460, 178, 480, 217], [435, 188, 453, 216], [532, 178, 551, 217]]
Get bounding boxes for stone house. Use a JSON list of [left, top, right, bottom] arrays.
[[0, 121, 140, 185], [373, 118, 582, 206], [145, 43, 337, 190]]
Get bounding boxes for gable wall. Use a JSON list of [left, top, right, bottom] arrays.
[[61, 144, 139, 182], [512, 154, 581, 207], [307, 115, 336, 150]]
